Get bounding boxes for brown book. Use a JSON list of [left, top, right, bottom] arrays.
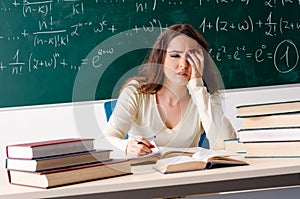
[[244, 141, 300, 157], [7, 159, 132, 188], [153, 149, 248, 174], [236, 100, 300, 117], [6, 149, 112, 172], [6, 138, 95, 159], [238, 113, 300, 129]]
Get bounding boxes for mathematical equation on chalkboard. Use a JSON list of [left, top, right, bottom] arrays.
[[0, 0, 299, 76], [1, 38, 298, 75], [0, 47, 114, 75]]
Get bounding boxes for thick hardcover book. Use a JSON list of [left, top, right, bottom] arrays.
[[6, 138, 95, 159], [7, 159, 132, 188], [153, 149, 248, 174], [238, 127, 300, 142], [6, 149, 112, 172], [224, 138, 246, 154], [244, 141, 300, 157], [236, 100, 300, 117], [237, 112, 300, 129]]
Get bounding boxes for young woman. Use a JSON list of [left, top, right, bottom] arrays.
[[103, 24, 236, 156]]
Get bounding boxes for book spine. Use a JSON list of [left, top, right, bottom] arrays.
[[237, 111, 300, 118], [236, 100, 300, 108], [7, 170, 12, 185]]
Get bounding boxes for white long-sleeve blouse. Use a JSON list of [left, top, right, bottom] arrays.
[[103, 78, 236, 152]]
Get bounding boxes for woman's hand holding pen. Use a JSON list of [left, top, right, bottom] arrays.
[[187, 45, 205, 79], [126, 137, 155, 156]]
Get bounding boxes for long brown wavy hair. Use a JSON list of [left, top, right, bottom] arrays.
[[122, 24, 220, 94]]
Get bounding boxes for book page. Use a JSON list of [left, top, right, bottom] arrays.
[[192, 148, 242, 162], [128, 145, 202, 165], [128, 143, 199, 159], [154, 155, 207, 174], [158, 146, 202, 158], [156, 156, 195, 165]]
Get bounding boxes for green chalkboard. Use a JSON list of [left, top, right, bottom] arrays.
[[0, 0, 299, 108]]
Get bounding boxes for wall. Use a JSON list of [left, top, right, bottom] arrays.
[[223, 83, 300, 132], [0, 101, 115, 168], [0, 83, 299, 168]]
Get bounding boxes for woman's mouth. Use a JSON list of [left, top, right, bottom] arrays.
[[177, 71, 188, 78]]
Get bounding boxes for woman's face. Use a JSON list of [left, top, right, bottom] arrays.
[[163, 34, 199, 85]]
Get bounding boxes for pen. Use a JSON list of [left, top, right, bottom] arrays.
[[137, 136, 156, 147], [137, 135, 156, 143]]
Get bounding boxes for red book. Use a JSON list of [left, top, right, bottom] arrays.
[[7, 159, 132, 188], [6, 138, 95, 159]]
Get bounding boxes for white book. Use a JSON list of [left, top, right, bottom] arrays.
[[6, 149, 111, 172], [238, 127, 300, 142]]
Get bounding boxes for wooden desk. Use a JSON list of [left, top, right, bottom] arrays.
[[1, 158, 300, 199]]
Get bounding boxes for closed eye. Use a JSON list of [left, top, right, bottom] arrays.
[[170, 54, 180, 58]]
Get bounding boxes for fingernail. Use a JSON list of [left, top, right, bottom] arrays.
[[189, 49, 195, 54]]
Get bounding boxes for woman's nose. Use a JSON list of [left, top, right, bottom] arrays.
[[179, 57, 189, 69]]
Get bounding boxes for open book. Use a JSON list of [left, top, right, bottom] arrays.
[[153, 148, 248, 174], [128, 145, 202, 165]]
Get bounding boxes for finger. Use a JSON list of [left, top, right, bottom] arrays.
[[187, 54, 203, 79], [194, 52, 204, 73], [137, 138, 154, 148], [131, 146, 152, 156], [197, 47, 205, 63], [136, 140, 153, 153], [187, 53, 200, 72], [190, 48, 205, 74], [187, 57, 196, 70], [196, 49, 204, 63], [127, 140, 152, 156], [188, 50, 200, 67]]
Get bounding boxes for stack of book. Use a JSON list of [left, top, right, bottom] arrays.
[[5, 138, 131, 188], [224, 138, 246, 154], [236, 100, 300, 157]]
